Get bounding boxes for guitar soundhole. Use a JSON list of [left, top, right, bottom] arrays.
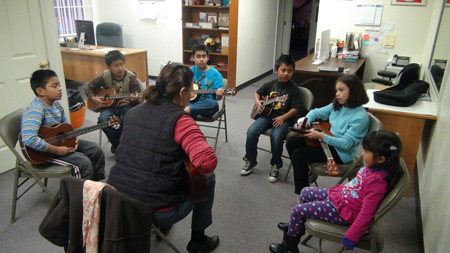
[[103, 94, 110, 100], [55, 133, 66, 143]]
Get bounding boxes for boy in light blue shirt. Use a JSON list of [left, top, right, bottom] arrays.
[[185, 44, 224, 119]]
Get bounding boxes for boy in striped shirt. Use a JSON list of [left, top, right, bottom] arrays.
[[21, 70, 105, 180]]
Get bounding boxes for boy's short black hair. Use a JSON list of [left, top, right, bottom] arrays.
[[30, 69, 58, 96], [105, 50, 125, 66], [275, 54, 296, 69], [332, 75, 369, 110], [191, 44, 209, 57]]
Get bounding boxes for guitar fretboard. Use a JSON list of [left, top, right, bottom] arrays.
[[194, 89, 219, 94], [319, 140, 334, 161], [104, 93, 140, 100], [263, 96, 286, 106], [45, 121, 112, 144]]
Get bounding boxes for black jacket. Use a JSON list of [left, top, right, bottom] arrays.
[[107, 99, 188, 211], [39, 176, 152, 253]]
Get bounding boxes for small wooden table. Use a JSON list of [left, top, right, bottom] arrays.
[[364, 89, 438, 194], [292, 54, 366, 108], [60, 46, 148, 83]]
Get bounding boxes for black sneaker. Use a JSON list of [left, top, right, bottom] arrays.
[[240, 158, 257, 176], [186, 235, 220, 253], [268, 165, 280, 183]]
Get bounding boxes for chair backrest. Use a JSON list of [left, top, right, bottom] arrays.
[[96, 22, 123, 48], [298, 86, 314, 112], [0, 108, 25, 154], [372, 158, 410, 224]]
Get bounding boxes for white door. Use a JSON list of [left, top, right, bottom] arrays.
[[0, 0, 68, 174]]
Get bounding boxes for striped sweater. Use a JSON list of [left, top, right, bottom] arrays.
[[21, 97, 67, 152]]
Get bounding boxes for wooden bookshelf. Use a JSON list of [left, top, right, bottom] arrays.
[[181, 0, 238, 88]]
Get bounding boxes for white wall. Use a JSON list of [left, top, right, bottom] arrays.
[[235, 0, 278, 86], [316, 0, 434, 83], [95, 0, 182, 77], [420, 50, 450, 252]]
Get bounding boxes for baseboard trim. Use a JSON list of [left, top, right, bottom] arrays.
[[236, 70, 273, 91]]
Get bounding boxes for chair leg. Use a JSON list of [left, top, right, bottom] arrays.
[[11, 167, 20, 223], [223, 109, 228, 142], [284, 162, 292, 181], [43, 178, 48, 191], [301, 234, 312, 245], [152, 228, 180, 253], [318, 238, 322, 253], [213, 115, 223, 151]]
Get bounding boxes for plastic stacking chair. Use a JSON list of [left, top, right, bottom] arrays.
[[257, 86, 315, 181], [301, 158, 410, 253], [195, 79, 228, 151], [0, 109, 72, 223], [308, 113, 383, 185]]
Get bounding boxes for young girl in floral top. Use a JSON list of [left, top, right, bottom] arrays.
[[270, 130, 403, 252]]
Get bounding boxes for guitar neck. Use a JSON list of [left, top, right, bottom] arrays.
[[319, 140, 335, 161], [263, 97, 282, 106], [195, 89, 218, 94], [105, 93, 136, 100], [46, 121, 111, 144]]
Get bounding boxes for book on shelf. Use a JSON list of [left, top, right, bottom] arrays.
[[207, 12, 217, 24], [218, 27, 229, 30], [218, 9, 229, 27], [199, 12, 207, 23]]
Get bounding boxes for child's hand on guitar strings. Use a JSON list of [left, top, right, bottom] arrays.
[[305, 129, 325, 141], [130, 91, 139, 101], [91, 96, 106, 107]]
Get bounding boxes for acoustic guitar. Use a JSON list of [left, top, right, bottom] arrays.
[[19, 117, 120, 164], [289, 118, 340, 176], [190, 83, 237, 103], [87, 87, 142, 112], [250, 94, 288, 120], [183, 158, 208, 204]]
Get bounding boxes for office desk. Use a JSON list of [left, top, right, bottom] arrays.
[[292, 54, 366, 108], [61, 46, 148, 83], [364, 89, 438, 194]]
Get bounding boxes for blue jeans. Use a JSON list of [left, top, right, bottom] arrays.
[[98, 105, 132, 147], [188, 98, 219, 119], [152, 174, 216, 231], [245, 116, 292, 168]]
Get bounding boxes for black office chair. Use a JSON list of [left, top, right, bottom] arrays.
[[371, 63, 420, 86], [96, 22, 124, 48]]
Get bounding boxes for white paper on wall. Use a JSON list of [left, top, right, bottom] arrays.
[[139, 1, 157, 20]]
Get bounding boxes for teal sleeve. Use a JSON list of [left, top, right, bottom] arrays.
[[305, 104, 333, 125]]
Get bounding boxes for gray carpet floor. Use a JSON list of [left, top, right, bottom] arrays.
[[0, 74, 420, 252]]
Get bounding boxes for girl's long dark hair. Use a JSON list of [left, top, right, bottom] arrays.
[[362, 130, 403, 194], [332, 75, 369, 111], [143, 63, 193, 105]]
